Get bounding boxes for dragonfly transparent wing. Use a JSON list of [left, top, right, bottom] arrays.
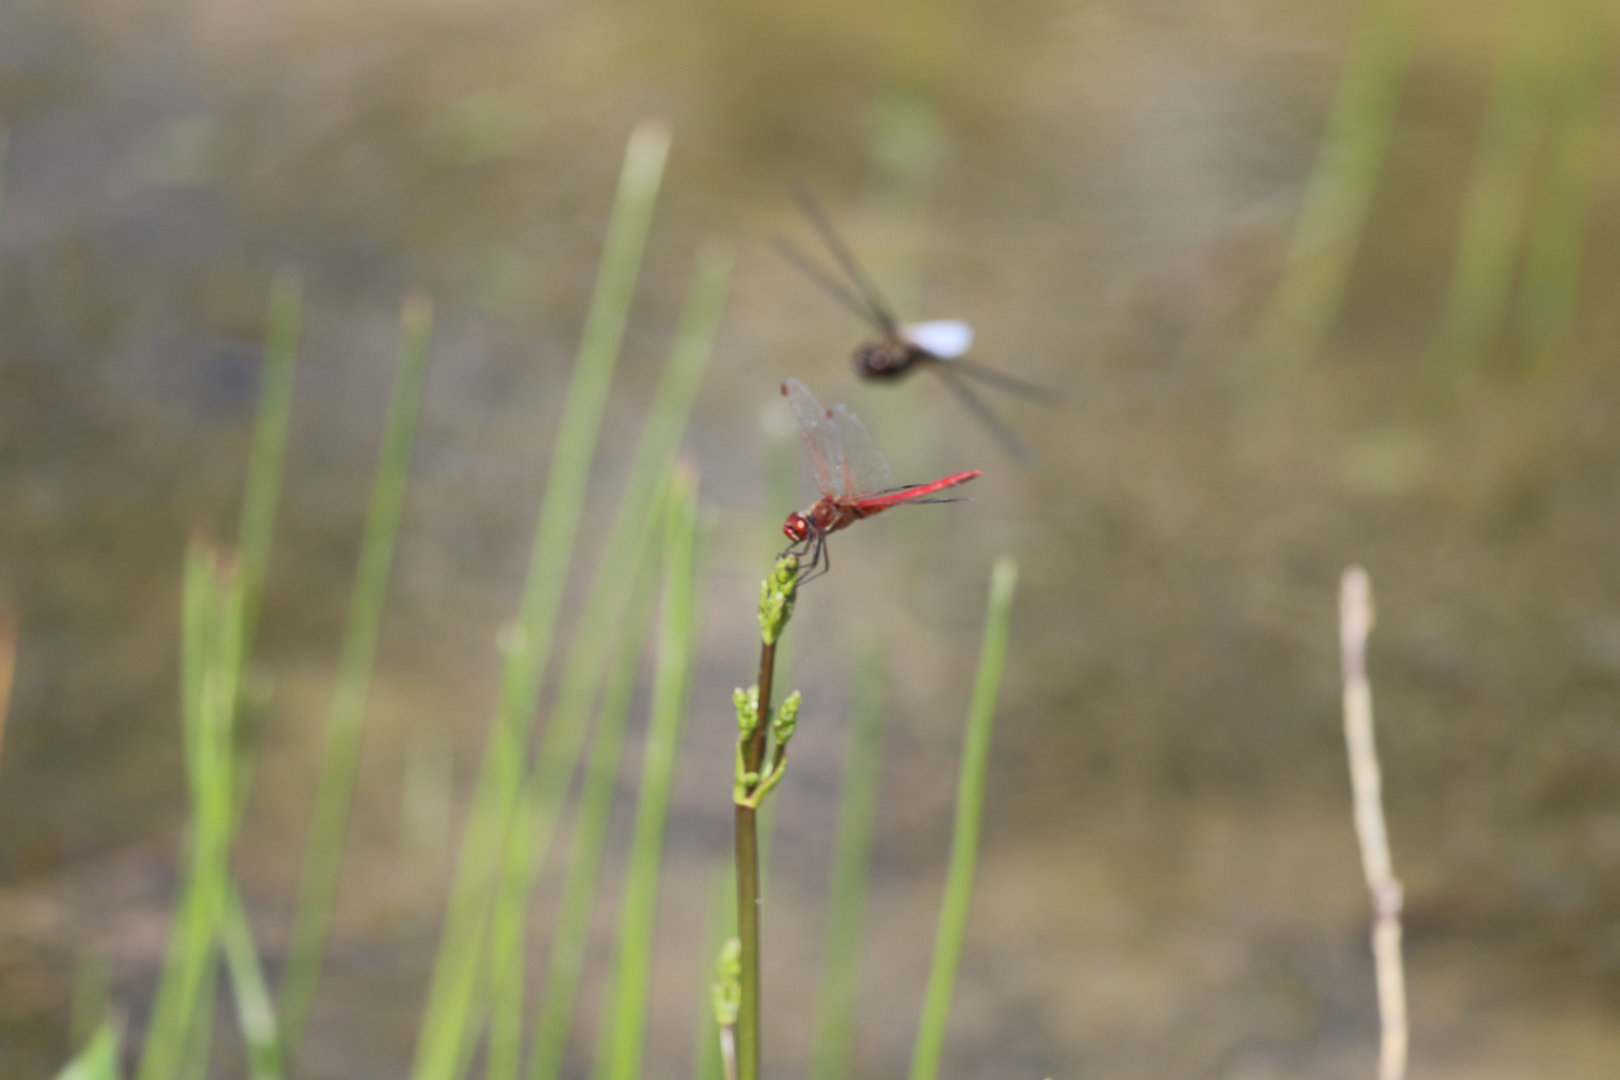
[[826, 402, 893, 497], [780, 378, 845, 498], [905, 319, 974, 359]]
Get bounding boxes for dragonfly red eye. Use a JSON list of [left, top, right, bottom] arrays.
[[783, 512, 811, 542]]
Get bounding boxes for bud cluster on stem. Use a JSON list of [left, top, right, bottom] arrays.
[[722, 552, 801, 1080]]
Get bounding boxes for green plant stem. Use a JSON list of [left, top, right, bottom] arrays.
[[1248, 0, 1427, 370], [220, 886, 284, 1080], [236, 271, 303, 655], [410, 121, 669, 1080], [602, 466, 706, 1080], [139, 544, 245, 1080], [1518, 0, 1611, 371], [278, 294, 434, 1064], [486, 240, 731, 1080], [733, 636, 776, 1080], [809, 645, 889, 1080], [56, 1018, 122, 1080], [1432, 0, 1553, 379], [909, 557, 1018, 1080], [525, 494, 668, 1080]]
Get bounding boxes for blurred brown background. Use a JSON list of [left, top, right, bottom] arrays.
[[3, 0, 1620, 1077]]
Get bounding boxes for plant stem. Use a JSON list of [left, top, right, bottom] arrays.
[[810, 644, 889, 1080], [909, 557, 1018, 1080], [1339, 567, 1407, 1080], [279, 292, 432, 1065], [733, 635, 775, 1080], [1246, 0, 1427, 372]]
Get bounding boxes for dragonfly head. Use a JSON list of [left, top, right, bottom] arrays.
[[853, 337, 915, 380], [782, 512, 812, 544]]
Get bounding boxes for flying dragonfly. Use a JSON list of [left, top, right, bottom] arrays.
[[775, 186, 1051, 463]]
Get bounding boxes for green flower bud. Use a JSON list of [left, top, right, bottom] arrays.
[[758, 554, 800, 645], [773, 689, 802, 746], [733, 686, 759, 735]]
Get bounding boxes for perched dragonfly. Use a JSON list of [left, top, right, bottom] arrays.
[[775, 186, 1050, 462], [779, 377, 980, 582]]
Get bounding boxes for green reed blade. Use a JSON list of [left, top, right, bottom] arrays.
[[277, 294, 434, 1062], [1432, 0, 1555, 379], [209, 273, 302, 1075], [410, 121, 670, 1080], [139, 544, 246, 1080], [1517, 0, 1612, 371], [524, 486, 668, 1080], [179, 970, 216, 1080], [55, 1018, 122, 1080], [221, 886, 285, 1080], [809, 644, 890, 1080], [237, 271, 303, 656], [908, 558, 1017, 1080], [1248, 0, 1427, 370], [484, 240, 730, 1080], [600, 467, 706, 1080]]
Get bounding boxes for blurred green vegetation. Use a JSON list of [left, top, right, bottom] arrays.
[[2, 0, 1620, 1077]]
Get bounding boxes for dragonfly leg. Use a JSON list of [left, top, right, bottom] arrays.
[[794, 532, 832, 587]]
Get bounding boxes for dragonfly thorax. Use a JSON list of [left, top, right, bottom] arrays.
[[854, 337, 925, 380], [783, 499, 868, 545]]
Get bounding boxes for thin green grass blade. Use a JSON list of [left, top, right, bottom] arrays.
[[1431, 0, 1554, 379], [139, 545, 219, 1079], [278, 295, 435, 1062], [220, 886, 285, 1080], [206, 273, 300, 1076], [524, 487, 669, 1080], [908, 558, 1018, 1080], [485, 239, 732, 1080], [809, 645, 890, 1080], [1517, 0, 1612, 371], [236, 271, 303, 655], [139, 545, 246, 1080], [601, 467, 706, 1080], [55, 1018, 122, 1080], [1247, 0, 1427, 370], [411, 122, 671, 1080]]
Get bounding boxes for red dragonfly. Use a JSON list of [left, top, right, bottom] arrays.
[[775, 186, 1050, 463], [779, 377, 980, 580]]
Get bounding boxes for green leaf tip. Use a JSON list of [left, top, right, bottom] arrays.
[[758, 554, 799, 645], [990, 555, 1019, 605]]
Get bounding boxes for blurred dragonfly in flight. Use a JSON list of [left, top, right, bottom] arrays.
[[775, 185, 1050, 463]]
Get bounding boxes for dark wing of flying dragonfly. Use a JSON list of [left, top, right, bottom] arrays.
[[776, 184, 1050, 464]]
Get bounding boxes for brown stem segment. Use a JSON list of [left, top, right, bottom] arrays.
[[734, 637, 775, 1080]]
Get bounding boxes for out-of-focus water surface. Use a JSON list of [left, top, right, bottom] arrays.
[[4, 0, 1620, 1076]]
